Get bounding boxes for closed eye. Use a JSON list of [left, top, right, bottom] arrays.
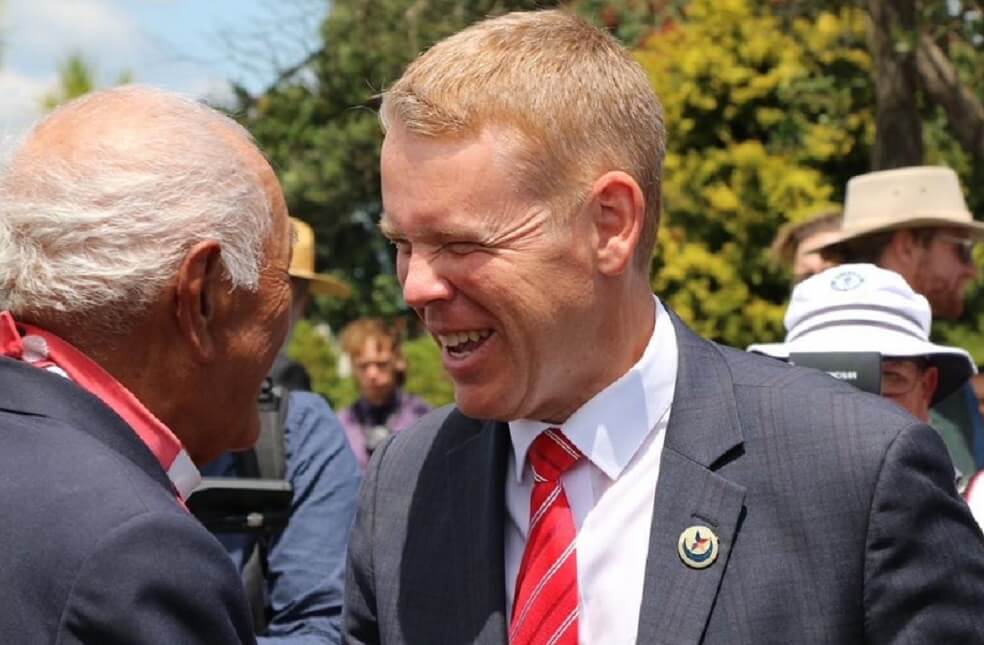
[[388, 238, 411, 254], [443, 242, 485, 255]]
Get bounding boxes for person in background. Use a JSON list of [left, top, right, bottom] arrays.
[[338, 318, 431, 470], [769, 210, 842, 284], [202, 216, 360, 644], [817, 166, 984, 476], [972, 373, 984, 423], [343, 10, 984, 644], [0, 85, 289, 644], [748, 263, 975, 428], [269, 217, 351, 392]]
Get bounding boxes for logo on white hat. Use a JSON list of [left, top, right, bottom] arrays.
[[830, 271, 864, 292]]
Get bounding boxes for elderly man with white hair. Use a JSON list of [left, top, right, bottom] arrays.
[[0, 86, 293, 643]]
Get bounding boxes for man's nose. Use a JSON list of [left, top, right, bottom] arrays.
[[401, 251, 453, 309]]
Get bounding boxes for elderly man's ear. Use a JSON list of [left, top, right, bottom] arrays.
[[174, 240, 225, 361], [589, 171, 645, 276]]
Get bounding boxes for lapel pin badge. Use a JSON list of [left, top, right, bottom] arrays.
[[678, 525, 719, 569]]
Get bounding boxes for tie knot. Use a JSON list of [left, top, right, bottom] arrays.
[[528, 429, 582, 482]]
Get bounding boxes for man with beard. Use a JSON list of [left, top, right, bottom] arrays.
[[818, 166, 984, 480]]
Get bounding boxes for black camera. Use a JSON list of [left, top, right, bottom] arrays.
[[788, 352, 882, 396]]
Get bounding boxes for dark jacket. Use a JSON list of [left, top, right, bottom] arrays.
[[344, 310, 984, 644], [0, 357, 256, 644]]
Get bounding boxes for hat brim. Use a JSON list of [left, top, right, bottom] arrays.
[[748, 328, 976, 405], [815, 214, 984, 252], [290, 270, 352, 298]]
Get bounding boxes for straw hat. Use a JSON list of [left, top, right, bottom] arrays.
[[768, 210, 841, 266], [818, 166, 984, 249], [289, 217, 351, 298], [748, 263, 975, 405]]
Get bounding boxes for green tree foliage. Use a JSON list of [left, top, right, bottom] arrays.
[[286, 319, 357, 407], [41, 52, 132, 111], [402, 335, 454, 407], [637, 0, 875, 347], [267, 0, 984, 397], [571, 0, 684, 46]]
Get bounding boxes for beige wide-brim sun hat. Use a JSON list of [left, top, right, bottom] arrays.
[[289, 217, 351, 298], [817, 166, 984, 250]]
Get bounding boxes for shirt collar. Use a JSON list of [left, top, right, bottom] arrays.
[[0, 311, 201, 501], [509, 296, 678, 482]]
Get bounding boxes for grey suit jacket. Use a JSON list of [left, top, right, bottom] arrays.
[[344, 312, 984, 644]]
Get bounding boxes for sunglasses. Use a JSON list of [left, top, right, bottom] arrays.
[[934, 233, 977, 265]]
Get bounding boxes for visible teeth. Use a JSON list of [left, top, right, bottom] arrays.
[[438, 329, 492, 349]]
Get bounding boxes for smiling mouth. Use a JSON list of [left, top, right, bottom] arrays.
[[437, 329, 494, 358]]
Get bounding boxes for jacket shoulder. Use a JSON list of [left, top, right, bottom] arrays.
[[0, 411, 252, 642], [720, 343, 915, 431], [375, 405, 466, 464], [60, 510, 254, 643]]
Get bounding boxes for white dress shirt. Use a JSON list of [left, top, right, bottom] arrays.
[[505, 297, 678, 644]]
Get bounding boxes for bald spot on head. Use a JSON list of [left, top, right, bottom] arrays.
[[0, 85, 286, 350], [14, 87, 276, 197]]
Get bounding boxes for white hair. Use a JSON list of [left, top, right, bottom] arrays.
[[0, 85, 272, 332]]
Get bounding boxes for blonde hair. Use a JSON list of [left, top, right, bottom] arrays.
[[340, 318, 401, 359], [380, 9, 666, 265]]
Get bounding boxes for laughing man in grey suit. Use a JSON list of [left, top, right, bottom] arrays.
[[344, 10, 984, 644]]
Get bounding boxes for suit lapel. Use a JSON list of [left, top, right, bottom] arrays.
[[446, 416, 510, 644], [636, 311, 747, 644]]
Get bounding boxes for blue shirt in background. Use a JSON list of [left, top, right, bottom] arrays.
[[203, 391, 361, 644]]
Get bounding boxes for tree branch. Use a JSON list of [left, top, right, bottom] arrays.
[[866, 0, 923, 169], [916, 32, 984, 161]]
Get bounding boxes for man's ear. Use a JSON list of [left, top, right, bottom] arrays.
[[589, 171, 645, 276], [174, 240, 224, 362], [885, 229, 923, 271]]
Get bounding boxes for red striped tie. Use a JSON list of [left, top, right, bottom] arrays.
[[510, 428, 582, 645]]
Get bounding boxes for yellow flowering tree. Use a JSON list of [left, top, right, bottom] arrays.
[[636, 0, 875, 347]]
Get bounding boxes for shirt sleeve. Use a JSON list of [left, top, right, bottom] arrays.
[[258, 392, 361, 645]]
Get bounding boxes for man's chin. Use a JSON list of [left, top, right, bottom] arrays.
[[454, 388, 515, 421], [225, 416, 262, 453]]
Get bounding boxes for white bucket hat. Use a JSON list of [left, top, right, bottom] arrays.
[[748, 263, 975, 404], [817, 166, 984, 250]]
